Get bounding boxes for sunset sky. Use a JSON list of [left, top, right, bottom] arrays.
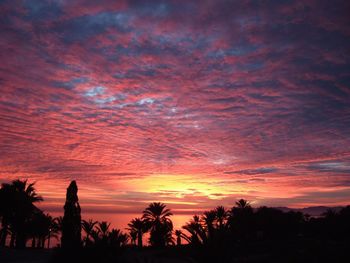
[[0, 0, 350, 217]]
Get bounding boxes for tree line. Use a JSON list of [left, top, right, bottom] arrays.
[[1, 179, 350, 252]]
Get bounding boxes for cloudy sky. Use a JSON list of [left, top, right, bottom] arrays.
[[0, 0, 350, 214]]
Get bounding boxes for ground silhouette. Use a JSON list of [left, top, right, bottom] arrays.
[[1, 179, 350, 262]]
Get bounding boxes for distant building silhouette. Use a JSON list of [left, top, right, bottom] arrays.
[[61, 180, 81, 248]]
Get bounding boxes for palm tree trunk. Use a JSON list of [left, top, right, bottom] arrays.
[[208, 225, 214, 241], [41, 238, 45, 248], [177, 236, 181, 246], [15, 232, 27, 249], [137, 231, 142, 248], [32, 237, 36, 248], [0, 224, 8, 247], [85, 233, 90, 247], [10, 233, 15, 248], [37, 238, 41, 248], [47, 232, 51, 249]]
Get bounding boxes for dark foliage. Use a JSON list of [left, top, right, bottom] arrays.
[[180, 201, 350, 262], [0, 180, 43, 248], [142, 202, 174, 247], [1, 180, 350, 262]]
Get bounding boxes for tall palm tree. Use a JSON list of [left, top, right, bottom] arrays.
[[0, 180, 43, 248], [229, 199, 253, 222], [12, 180, 43, 202], [202, 210, 216, 240], [215, 206, 228, 229], [15, 180, 43, 248], [142, 202, 173, 247], [0, 183, 14, 247], [82, 219, 97, 247], [32, 213, 58, 248], [127, 217, 147, 248], [228, 199, 254, 238]]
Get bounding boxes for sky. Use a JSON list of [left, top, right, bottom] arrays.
[[0, 0, 350, 217]]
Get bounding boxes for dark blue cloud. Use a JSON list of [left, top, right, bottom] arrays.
[[52, 77, 89, 90], [55, 12, 132, 43], [305, 161, 350, 174], [22, 0, 63, 21], [225, 167, 278, 175]]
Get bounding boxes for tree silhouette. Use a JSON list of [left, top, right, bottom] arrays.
[[182, 215, 207, 245], [228, 199, 254, 240], [108, 228, 128, 247], [127, 217, 147, 248], [96, 221, 110, 245], [129, 229, 137, 246], [202, 210, 216, 241], [83, 220, 128, 248], [82, 219, 98, 247], [29, 212, 58, 248], [61, 180, 81, 249], [175, 230, 183, 246], [55, 216, 63, 234], [47, 216, 60, 248], [235, 199, 251, 209], [2, 178, 350, 263], [142, 202, 173, 247], [0, 180, 43, 248], [214, 206, 228, 230], [0, 182, 14, 247]]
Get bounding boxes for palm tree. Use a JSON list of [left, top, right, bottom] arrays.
[[202, 210, 216, 240], [128, 217, 147, 248], [0, 183, 14, 247], [215, 206, 228, 229], [90, 229, 100, 245], [142, 202, 173, 247], [97, 221, 110, 245], [228, 199, 254, 239], [46, 215, 60, 248], [129, 230, 137, 246], [229, 199, 253, 223], [182, 215, 207, 245], [175, 230, 182, 246], [235, 199, 251, 209], [109, 229, 128, 247], [55, 216, 63, 232], [37, 213, 58, 248], [0, 180, 43, 248], [28, 211, 48, 248], [82, 219, 97, 247]]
